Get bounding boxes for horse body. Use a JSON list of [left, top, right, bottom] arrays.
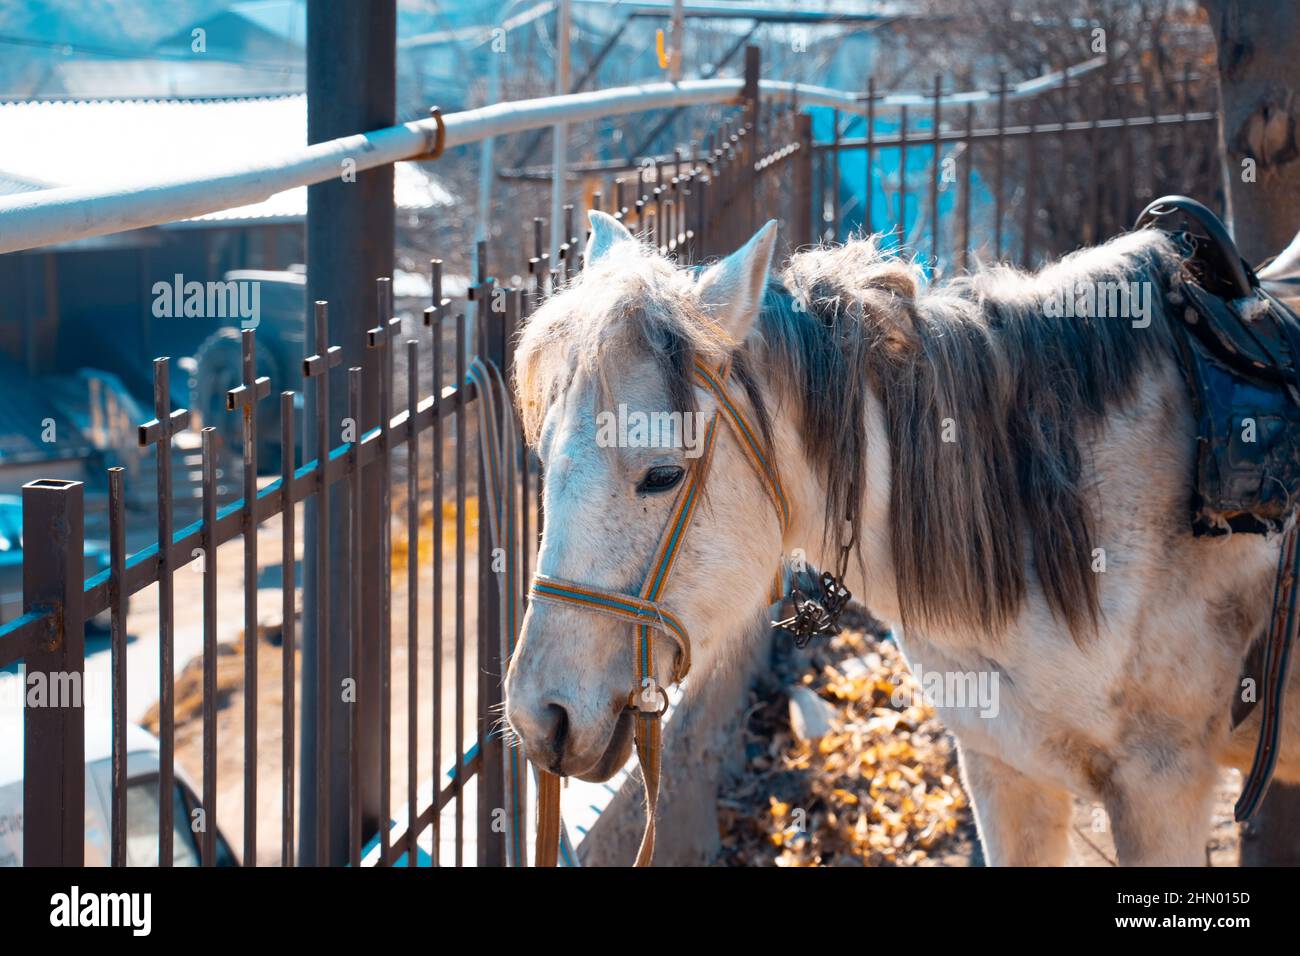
[[508, 210, 1299, 866]]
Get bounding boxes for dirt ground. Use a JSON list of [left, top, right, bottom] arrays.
[[717, 608, 1242, 867]]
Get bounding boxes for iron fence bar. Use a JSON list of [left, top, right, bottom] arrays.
[[1178, 63, 1193, 193], [793, 112, 813, 248], [368, 279, 399, 865], [533, 218, 550, 294], [138, 357, 188, 867], [994, 71, 1006, 259], [831, 108, 840, 242], [200, 429, 219, 867], [898, 105, 908, 241], [405, 338, 420, 868], [654, 170, 664, 254], [424, 259, 449, 867], [1121, 66, 1135, 229], [229, 327, 269, 866], [279, 390, 297, 866], [108, 466, 127, 868], [865, 75, 875, 235], [930, 75, 941, 266], [348, 365, 364, 868], [480, 284, 509, 868], [1088, 90, 1102, 246], [303, 300, 341, 865], [1022, 95, 1038, 266], [21, 478, 85, 867], [454, 308, 467, 868], [1142, 63, 1160, 204], [1056, 64, 1070, 247], [564, 205, 578, 281], [959, 102, 973, 271]]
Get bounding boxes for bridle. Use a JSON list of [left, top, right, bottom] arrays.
[[529, 354, 791, 866]]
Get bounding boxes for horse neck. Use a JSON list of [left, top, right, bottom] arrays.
[[765, 371, 904, 626]]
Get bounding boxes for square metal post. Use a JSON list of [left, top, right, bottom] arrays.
[[793, 113, 814, 249], [21, 478, 85, 866], [743, 45, 762, 238]]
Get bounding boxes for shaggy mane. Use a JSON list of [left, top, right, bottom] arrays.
[[514, 229, 1187, 639], [514, 241, 732, 447]]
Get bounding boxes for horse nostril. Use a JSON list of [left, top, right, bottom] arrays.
[[543, 702, 570, 760]]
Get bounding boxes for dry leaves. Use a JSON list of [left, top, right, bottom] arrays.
[[717, 619, 976, 867]]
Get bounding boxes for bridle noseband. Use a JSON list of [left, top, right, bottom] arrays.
[[529, 354, 790, 866]]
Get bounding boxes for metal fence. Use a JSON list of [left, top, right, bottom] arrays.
[[814, 59, 1220, 273]]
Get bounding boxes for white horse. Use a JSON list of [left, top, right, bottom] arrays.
[[506, 209, 1300, 865]]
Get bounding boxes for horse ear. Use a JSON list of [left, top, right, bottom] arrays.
[[585, 210, 634, 267], [695, 219, 778, 343]]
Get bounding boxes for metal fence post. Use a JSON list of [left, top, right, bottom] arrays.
[[475, 272, 509, 867], [303, 0, 396, 865], [742, 45, 761, 238], [21, 478, 85, 867], [793, 112, 814, 249]]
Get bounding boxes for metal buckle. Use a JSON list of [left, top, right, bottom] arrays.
[[629, 678, 670, 716], [771, 568, 852, 649]]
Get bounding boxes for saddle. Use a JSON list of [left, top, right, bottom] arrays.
[[1136, 196, 1300, 820], [1138, 196, 1300, 536]]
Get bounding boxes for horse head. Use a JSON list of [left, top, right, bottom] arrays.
[[505, 211, 786, 781]]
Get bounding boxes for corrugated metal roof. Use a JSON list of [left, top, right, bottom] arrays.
[[0, 94, 453, 224]]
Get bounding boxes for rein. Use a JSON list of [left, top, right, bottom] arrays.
[[529, 355, 791, 866]]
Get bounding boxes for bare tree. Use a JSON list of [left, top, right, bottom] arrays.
[[1201, 0, 1300, 264]]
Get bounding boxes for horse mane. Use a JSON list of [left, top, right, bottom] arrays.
[[514, 241, 731, 448], [768, 229, 1184, 639], [513, 227, 1186, 640]]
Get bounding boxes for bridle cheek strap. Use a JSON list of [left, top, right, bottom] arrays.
[[528, 358, 789, 866]]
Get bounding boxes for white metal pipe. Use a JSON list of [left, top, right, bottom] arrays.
[[0, 56, 1107, 255], [0, 78, 742, 255]]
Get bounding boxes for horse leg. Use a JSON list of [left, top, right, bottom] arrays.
[[959, 747, 1073, 866], [1101, 751, 1217, 866]]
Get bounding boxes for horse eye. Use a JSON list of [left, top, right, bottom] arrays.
[[637, 465, 684, 494]]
